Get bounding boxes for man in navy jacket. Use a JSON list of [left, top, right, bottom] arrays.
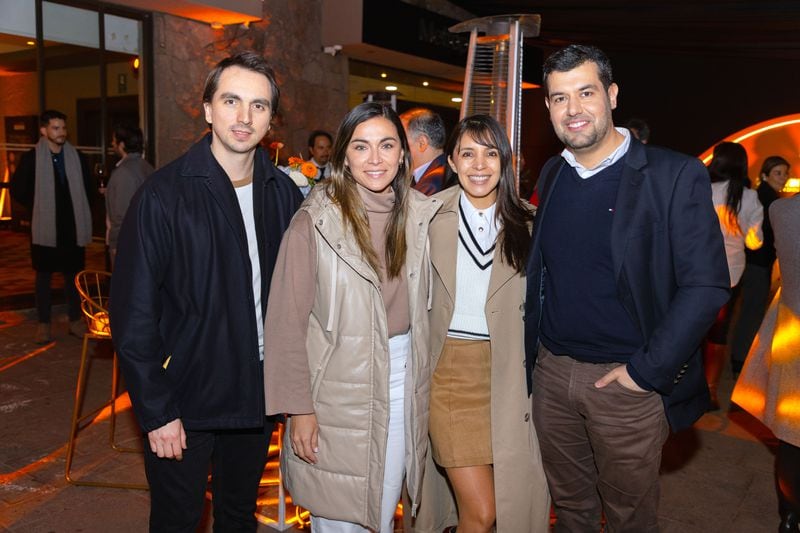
[[111, 52, 302, 531], [524, 45, 729, 532]]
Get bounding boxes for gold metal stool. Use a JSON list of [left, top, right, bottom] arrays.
[[64, 270, 147, 490]]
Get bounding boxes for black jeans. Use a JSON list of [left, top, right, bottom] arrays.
[[143, 419, 275, 532], [35, 270, 80, 323]]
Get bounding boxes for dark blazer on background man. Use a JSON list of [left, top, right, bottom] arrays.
[[524, 138, 730, 432], [413, 153, 447, 196]]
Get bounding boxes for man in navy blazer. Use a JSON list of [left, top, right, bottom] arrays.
[[524, 45, 729, 532]]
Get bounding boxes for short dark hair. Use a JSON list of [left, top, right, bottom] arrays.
[[307, 130, 332, 148], [113, 123, 144, 153], [400, 107, 446, 149], [543, 44, 613, 93], [40, 109, 66, 127], [202, 51, 280, 114]]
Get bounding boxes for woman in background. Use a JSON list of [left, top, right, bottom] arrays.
[[732, 193, 800, 532], [704, 142, 763, 410], [421, 115, 550, 532], [263, 102, 441, 532], [730, 155, 790, 376]]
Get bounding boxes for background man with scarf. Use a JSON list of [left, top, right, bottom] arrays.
[[11, 109, 92, 344]]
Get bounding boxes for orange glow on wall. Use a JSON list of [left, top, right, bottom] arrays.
[[699, 113, 800, 191]]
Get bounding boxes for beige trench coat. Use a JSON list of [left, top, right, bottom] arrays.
[[409, 186, 550, 532]]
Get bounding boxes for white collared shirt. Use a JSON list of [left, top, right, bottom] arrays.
[[459, 191, 499, 251], [561, 127, 631, 179], [413, 159, 434, 184]]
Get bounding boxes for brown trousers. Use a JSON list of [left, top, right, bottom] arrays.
[[532, 345, 669, 533]]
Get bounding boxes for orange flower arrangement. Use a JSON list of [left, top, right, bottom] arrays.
[[284, 155, 319, 188]]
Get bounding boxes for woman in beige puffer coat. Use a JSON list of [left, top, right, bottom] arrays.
[[264, 102, 441, 532]]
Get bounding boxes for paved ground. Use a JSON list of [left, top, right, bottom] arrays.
[[0, 228, 783, 532]]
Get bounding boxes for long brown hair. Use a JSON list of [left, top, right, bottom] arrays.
[[445, 114, 533, 272], [325, 103, 413, 279]]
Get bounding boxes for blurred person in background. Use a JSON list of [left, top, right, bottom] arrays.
[[105, 122, 154, 268], [704, 142, 763, 410], [730, 156, 790, 376], [11, 109, 92, 344]]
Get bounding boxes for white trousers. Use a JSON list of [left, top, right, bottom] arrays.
[[311, 332, 410, 533]]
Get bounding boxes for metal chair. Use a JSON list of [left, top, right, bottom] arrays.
[[64, 269, 147, 490]]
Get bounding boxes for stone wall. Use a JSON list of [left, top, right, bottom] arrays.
[[152, 0, 348, 166]]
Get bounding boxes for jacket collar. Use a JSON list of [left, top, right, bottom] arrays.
[[431, 186, 519, 304], [610, 137, 647, 280], [178, 133, 273, 263], [179, 133, 277, 184], [306, 186, 442, 288]]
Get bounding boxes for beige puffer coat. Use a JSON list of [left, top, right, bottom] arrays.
[[279, 187, 441, 530]]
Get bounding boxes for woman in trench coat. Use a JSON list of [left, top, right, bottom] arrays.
[[414, 115, 550, 532]]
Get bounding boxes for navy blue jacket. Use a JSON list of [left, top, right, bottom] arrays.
[[110, 135, 302, 433], [525, 139, 730, 432]]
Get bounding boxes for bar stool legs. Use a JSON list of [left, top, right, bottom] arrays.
[[64, 332, 147, 490]]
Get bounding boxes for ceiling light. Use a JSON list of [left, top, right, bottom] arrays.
[[380, 72, 387, 78], [26, 40, 35, 46], [422, 81, 429, 87], [210, 21, 224, 30], [385, 85, 398, 91], [451, 97, 463, 103]]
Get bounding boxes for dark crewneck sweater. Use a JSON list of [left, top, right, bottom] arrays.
[[539, 158, 643, 363]]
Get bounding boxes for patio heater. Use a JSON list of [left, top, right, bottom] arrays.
[[449, 14, 541, 184]]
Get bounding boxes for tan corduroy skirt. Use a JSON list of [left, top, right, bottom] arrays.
[[429, 337, 492, 467]]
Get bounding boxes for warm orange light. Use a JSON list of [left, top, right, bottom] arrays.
[[0, 445, 66, 485], [700, 114, 800, 164], [0, 342, 54, 372], [771, 310, 800, 361], [731, 384, 766, 417], [26, 40, 35, 46], [785, 177, 800, 192], [777, 395, 800, 419], [133, 57, 140, 69]]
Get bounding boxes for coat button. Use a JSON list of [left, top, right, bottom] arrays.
[[409, 272, 416, 278], [524, 413, 530, 422], [519, 304, 524, 311], [317, 219, 324, 226]]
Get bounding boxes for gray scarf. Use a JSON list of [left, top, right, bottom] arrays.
[[32, 136, 92, 247]]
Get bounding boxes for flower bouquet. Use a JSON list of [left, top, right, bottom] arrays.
[[273, 142, 318, 197]]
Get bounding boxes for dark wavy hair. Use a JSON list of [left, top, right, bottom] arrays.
[[708, 142, 748, 235], [326, 102, 413, 279], [445, 114, 533, 272]]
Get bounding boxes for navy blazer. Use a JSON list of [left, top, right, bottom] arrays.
[[413, 153, 447, 196], [110, 134, 302, 433], [524, 138, 730, 432]]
